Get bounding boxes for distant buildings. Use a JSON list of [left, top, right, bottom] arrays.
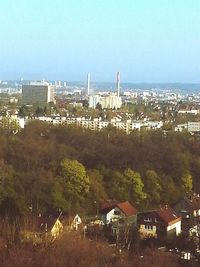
[[34, 116, 162, 133], [22, 82, 55, 106], [101, 94, 122, 109], [89, 95, 101, 109], [175, 122, 200, 133], [89, 94, 122, 109], [88, 72, 122, 109], [178, 109, 199, 115]]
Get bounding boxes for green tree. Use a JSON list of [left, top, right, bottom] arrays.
[[34, 106, 44, 117], [0, 160, 16, 204], [181, 172, 193, 195], [95, 102, 102, 110], [86, 169, 107, 214], [87, 169, 107, 202], [59, 159, 90, 212], [160, 174, 181, 203], [18, 105, 29, 117], [144, 170, 162, 207], [51, 180, 68, 212], [124, 168, 147, 205], [0, 160, 24, 245], [106, 170, 129, 201]]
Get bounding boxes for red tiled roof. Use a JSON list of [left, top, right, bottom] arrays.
[[100, 201, 137, 217], [156, 205, 181, 224], [100, 200, 119, 210], [117, 201, 137, 216]]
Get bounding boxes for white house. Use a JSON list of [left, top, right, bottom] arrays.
[[100, 201, 137, 224], [70, 214, 82, 231]]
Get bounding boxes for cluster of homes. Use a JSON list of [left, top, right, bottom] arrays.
[[21, 213, 82, 244], [22, 194, 200, 246], [99, 195, 200, 242]]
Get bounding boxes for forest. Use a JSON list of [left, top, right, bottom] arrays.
[[0, 120, 198, 220]]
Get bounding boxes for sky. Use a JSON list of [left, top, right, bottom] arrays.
[[0, 0, 200, 82]]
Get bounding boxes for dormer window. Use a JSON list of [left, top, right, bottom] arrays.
[[144, 217, 152, 222]]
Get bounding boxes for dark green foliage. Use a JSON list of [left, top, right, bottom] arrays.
[[0, 120, 199, 218]]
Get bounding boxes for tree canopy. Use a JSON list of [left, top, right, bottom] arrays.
[[0, 120, 199, 215]]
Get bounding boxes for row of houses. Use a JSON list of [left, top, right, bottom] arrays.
[[19, 195, 200, 246], [37, 117, 163, 133], [98, 195, 200, 241], [0, 115, 163, 133], [99, 201, 181, 240]]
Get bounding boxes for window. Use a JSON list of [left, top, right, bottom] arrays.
[[145, 225, 153, 230], [144, 217, 152, 222], [114, 210, 121, 215]]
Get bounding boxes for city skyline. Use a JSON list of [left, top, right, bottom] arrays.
[[1, 1, 200, 82]]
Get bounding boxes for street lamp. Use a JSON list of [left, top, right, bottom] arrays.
[[94, 201, 99, 217]]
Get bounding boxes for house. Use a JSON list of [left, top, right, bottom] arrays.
[[137, 205, 181, 240], [99, 201, 137, 225], [172, 195, 200, 235], [38, 216, 63, 239], [63, 214, 83, 232], [70, 214, 82, 231], [22, 215, 63, 244]]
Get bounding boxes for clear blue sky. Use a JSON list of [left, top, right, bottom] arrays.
[[0, 0, 200, 82]]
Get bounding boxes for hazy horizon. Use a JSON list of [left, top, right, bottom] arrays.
[[1, 1, 200, 82]]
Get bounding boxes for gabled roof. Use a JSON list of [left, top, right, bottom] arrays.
[[100, 201, 137, 217], [156, 205, 180, 224], [117, 201, 137, 216], [100, 200, 119, 210], [37, 216, 60, 232], [138, 205, 181, 225]]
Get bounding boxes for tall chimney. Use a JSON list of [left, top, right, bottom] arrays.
[[87, 73, 90, 96], [117, 71, 120, 97]]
